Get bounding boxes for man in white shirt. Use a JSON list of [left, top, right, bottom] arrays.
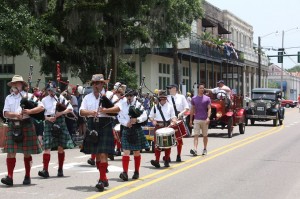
[[149, 90, 177, 168], [166, 84, 189, 162]]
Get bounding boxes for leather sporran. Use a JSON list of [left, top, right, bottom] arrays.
[[85, 129, 99, 144], [52, 124, 61, 138], [126, 127, 138, 144], [11, 121, 23, 143]]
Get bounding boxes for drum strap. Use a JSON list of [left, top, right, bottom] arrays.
[[157, 104, 167, 127], [171, 96, 178, 117]]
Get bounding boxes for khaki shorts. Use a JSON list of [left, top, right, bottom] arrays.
[[193, 119, 208, 137]]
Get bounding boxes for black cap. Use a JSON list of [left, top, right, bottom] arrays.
[[166, 84, 178, 89], [217, 80, 225, 84], [125, 88, 136, 96]]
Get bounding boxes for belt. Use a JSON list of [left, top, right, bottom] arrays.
[[88, 117, 112, 123], [122, 123, 142, 130], [9, 118, 31, 123], [46, 115, 55, 117]]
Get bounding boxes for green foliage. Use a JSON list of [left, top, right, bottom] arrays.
[[0, 1, 55, 57], [116, 58, 138, 89], [286, 65, 300, 72]]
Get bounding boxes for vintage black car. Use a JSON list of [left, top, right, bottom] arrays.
[[245, 88, 284, 126]]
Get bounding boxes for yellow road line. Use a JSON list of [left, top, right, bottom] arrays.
[[86, 125, 283, 199]]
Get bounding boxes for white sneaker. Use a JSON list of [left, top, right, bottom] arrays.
[[202, 149, 207, 156], [190, 149, 197, 156]]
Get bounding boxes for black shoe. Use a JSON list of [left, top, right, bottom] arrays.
[[108, 154, 114, 160], [164, 160, 170, 167], [95, 180, 104, 192], [176, 155, 181, 162], [150, 160, 161, 168], [101, 180, 109, 187], [23, 176, 31, 185], [1, 176, 13, 186], [38, 169, 50, 178], [119, 172, 128, 181], [132, 172, 139, 180], [87, 158, 95, 166], [57, 169, 64, 177]]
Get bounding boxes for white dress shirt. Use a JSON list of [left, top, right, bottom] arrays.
[[149, 102, 176, 121], [118, 97, 147, 126], [79, 90, 121, 118], [167, 93, 189, 112], [3, 91, 43, 119], [42, 94, 73, 116]]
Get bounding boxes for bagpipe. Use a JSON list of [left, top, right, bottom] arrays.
[[128, 77, 145, 119], [19, 65, 45, 121], [98, 69, 121, 116]]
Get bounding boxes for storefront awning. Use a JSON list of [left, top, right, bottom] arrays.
[[202, 18, 216, 28], [218, 23, 231, 34]]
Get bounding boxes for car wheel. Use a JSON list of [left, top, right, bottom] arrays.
[[239, 122, 245, 134], [227, 117, 233, 138], [279, 119, 283, 125], [285, 104, 290, 108]]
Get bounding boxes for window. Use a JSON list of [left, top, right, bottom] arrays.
[[0, 64, 15, 74], [158, 63, 171, 89]]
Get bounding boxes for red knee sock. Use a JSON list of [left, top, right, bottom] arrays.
[[43, 153, 51, 171], [116, 142, 121, 150], [155, 148, 161, 162], [134, 155, 141, 173], [99, 162, 108, 181], [7, 158, 16, 179], [58, 152, 65, 170], [177, 144, 182, 156], [122, 156, 130, 173], [91, 154, 96, 160], [24, 156, 32, 177], [165, 148, 171, 160]]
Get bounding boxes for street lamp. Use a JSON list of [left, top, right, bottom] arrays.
[[258, 31, 278, 87], [280, 27, 299, 95]]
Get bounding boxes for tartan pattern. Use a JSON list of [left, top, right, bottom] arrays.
[[3, 120, 43, 154], [121, 126, 149, 151], [43, 117, 75, 150], [81, 119, 115, 154]]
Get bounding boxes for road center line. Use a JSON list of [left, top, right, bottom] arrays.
[[87, 125, 283, 199]]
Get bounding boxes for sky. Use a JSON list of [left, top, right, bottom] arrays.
[[206, 0, 300, 69]]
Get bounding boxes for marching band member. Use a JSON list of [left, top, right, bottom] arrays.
[[1, 75, 44, 186], [79, 74, 121, 192], [166, 84, 189, 162], [149, 90, 177, 168], [118, 88, 149, 181], [38, 82, 75, 178]]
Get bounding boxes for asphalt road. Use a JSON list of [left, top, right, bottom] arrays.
[[1, 107, 300, 199]]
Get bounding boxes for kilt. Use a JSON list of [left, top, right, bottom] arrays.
[[121, 125, 149, 151], [43, 117, 75, 150], [32, 118, 44, 137], [81, 117, 115, 154], [3, 119, 43, 154]]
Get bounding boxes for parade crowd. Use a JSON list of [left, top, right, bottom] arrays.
[[1, 73, 231, 192]]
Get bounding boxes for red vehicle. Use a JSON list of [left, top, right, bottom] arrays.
[[280, 99, 297, 108], [207, 91, 246, 138]]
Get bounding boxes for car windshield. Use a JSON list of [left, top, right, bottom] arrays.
[[252, 93, 276, 101]]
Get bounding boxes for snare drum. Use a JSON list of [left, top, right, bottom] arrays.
[[169, 120, 187, 140], [113, 124, 121, 143], [155, 128, 176, 148]]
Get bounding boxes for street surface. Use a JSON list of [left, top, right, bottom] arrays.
[[1, 108, 300, 199]]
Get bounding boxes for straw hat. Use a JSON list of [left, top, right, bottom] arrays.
[[90, 74, 109, 85], [7, 75, 28, 87]]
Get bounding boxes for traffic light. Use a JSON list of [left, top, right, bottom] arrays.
[[278, 52, 283, 63], [298, 52, 300, 63]]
